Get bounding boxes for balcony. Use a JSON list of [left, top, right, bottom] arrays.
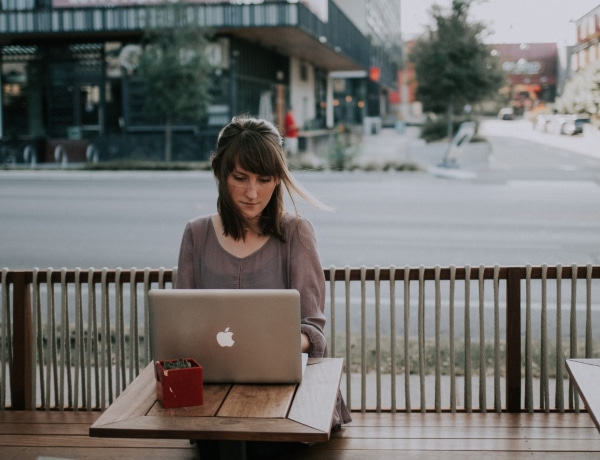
[[0, 1, 370, 73]]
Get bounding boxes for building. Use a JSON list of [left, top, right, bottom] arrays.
[[489, 43, 559, 115], [569, 4, 600, 76], [0, 0, 400, 163], [331, 0, 401, 131], [391, 39, 420, 121]]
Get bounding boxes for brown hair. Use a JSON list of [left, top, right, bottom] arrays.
[[211, 115, 327, 241]]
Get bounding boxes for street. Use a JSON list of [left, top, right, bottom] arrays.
[[1, 120, 600, 271]]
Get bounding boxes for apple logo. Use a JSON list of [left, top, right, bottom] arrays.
[[216, 327, 235, 347]]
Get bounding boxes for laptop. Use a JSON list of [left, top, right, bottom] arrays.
[[148, 289, 307, 384]]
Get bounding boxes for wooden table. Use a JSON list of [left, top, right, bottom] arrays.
[[90, 357, 343, 458], [566, 358, 600, 433]]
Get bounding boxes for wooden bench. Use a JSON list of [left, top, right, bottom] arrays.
[[296, 412, 600, 459], [0, 411, 196, 459], [2, 410, 599, 459]]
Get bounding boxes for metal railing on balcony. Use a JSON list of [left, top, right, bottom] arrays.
[[1, 265, 599, 413], [0, 2, 371, 72]]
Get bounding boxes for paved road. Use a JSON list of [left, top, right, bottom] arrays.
[[2, 168, 599, 270], [1, 119, 600, 271]]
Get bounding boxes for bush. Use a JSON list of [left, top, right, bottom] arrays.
[[420, 115, 479, 142]]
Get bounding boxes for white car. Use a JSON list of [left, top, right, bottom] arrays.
[[498, 107, 514, 120], [545, 114, 590, 135]]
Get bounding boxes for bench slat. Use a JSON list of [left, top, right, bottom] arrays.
[[335, 425, 598, 440], [0, 447, 197, 460], [0, 433, 193, 448], [0, 411, 99, 424], [320, 437, 600, 452], [287, 451, 599, 460], [346, 412, 597, 428]]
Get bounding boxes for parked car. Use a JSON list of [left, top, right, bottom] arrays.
[[545, 114, 590, 136], [560, 114, 590, 135], [497, 107, 514, 120]]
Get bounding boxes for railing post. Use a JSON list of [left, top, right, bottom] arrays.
[[11, 272, 33, 410], [506, 267, 522, 412]]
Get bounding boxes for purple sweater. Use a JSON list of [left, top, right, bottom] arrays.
[[175, 212, 352, 426], [175, 213, 327, 356]]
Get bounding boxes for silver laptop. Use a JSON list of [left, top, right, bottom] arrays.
[[148, 289, 306, 384]]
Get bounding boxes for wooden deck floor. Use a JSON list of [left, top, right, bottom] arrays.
[[290, 412, 600, 459], [1, 411, 599, 459], [0, 411, 197, 459]]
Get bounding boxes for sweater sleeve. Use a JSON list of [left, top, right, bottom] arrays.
[[175, 222, 196, 289], [288, 216, 328, 358]]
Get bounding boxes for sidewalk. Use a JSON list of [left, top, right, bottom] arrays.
[[353, 125, 465, 171], [478, 119, 600, 159], [353, 119, 600, 170], [352, 125, 424, 169]]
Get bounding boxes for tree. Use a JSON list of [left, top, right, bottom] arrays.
[[135, 3, 214, 162], [556, 61, 600, 117], [409, 0, 505, 138]]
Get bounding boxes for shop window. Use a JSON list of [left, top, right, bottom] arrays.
[[2, 62, 29, 137]]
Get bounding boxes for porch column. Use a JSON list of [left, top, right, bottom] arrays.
[[326, 74, 334, 128]]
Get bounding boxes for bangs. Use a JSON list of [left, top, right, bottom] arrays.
[[224, 130, 283, 177]]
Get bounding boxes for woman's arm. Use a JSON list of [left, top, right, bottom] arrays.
[[289, 216, 327, 357], [175, 222, 196, 289]]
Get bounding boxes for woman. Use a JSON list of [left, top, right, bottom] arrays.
[[175, 116, 351, 456]]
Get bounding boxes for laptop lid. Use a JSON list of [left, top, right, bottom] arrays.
[[148, 289, 304, 384]]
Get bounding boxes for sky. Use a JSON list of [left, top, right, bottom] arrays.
[[401, 0, 600, 45]]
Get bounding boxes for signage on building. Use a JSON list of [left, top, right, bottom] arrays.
[[491, 43, 557, 86], [369, 67, 381, 82], [502, 60, 542, 75]]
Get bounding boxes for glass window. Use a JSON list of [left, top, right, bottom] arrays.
[[2, 62, 28, 136]]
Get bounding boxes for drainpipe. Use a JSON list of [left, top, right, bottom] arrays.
[[326, 74, 334, 128]]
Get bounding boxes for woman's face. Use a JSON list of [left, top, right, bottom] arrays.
[[226, 164, 279, 222]]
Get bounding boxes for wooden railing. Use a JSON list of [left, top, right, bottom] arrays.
[[1, 265, 599, 413]]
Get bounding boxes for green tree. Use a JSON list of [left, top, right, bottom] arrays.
[[556, 61, 600, 117], [409, 0, 505, 138], [135, 3, 214, 162]]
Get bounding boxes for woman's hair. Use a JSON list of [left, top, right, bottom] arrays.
[[211, 115, 327, 241]]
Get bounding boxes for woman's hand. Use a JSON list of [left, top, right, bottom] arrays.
[[301, 333, 312, 353]]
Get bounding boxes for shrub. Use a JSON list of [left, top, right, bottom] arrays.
[[420, 115, 479, 142]]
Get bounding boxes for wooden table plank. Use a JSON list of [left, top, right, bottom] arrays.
[[288, 358, 343, 434], [90, 363, 156, 429], [147, 384, 231, 417], [90, 415, 327, 442], [217, 383, 296, 418], [566, 358, 600, 433]]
